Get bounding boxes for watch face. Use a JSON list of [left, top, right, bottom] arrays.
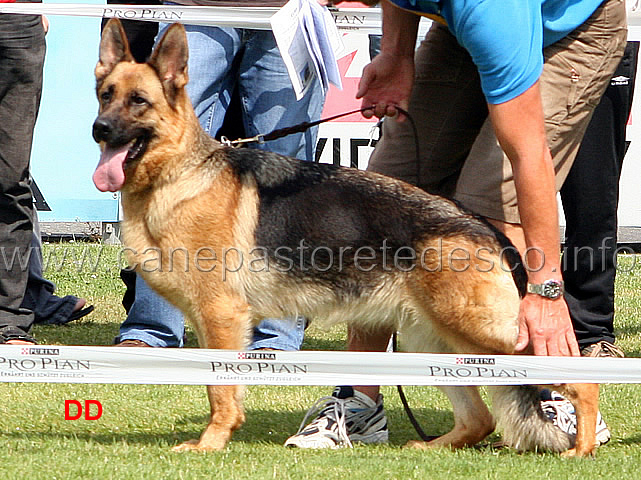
[[542, 280, 563, 299]]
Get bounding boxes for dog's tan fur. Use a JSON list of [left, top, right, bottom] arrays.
[[93, 19, 599, 456]]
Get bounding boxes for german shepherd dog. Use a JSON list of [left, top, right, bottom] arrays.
[[92, 19, 599, 456]]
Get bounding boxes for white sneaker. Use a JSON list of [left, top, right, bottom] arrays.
[[284, 386, 389, 449], [540, 389, 611, 446]]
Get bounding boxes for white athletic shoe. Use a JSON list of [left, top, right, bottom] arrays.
[[540, 389, 611, 446], [284, 386, 389, 449]]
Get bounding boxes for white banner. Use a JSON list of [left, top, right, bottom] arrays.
[[0, 3, 385, 33], [2, 3, 641, 35], [1, 346, 641, 386]]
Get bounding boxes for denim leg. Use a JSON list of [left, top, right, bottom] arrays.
[[118, 274, 184, 347], [238, 29, 323, 349], [239, 29, 325, 161], [249, 317, 306, 351], [182, 24, 241, 137]]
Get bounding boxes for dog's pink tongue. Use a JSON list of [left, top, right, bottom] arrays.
[[93, 145, 128, 192]]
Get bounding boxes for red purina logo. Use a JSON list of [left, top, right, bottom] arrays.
[[65, 400, 103, 420]]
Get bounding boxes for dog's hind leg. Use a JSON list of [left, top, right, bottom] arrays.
[[173, 293, 251, 452], [555, 383, 600, 457], [405, 385, 496, 450]]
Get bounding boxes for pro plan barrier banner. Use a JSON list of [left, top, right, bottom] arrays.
[[0, 3, 387, 33], [2, 346, 641, 386]]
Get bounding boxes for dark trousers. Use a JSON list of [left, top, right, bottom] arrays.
[[0, 14, 45, 334], [21, 227, 77, 325], [561, 41, 640, 348], [101, 0, 160, 63]]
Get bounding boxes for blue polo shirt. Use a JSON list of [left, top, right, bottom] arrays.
[[390, 0, 605, 104]]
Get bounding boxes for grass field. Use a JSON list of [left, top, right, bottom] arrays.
[[2, 243, 641, 479]]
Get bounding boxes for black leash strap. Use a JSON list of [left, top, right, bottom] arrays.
[[220, 106, 376, 147], [220, 104, 421, 196], [263, 106, 378, 142], [393, 333, 438, 442], [220, 105, 416, 147]]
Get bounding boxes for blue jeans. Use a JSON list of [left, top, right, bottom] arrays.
[[118, 24, 325, 348]]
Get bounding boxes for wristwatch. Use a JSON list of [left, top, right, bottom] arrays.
[[526, 279, 564, 300]]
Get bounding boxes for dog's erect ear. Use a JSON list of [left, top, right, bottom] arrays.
[[148, 23, 189, 108], [95, 19, 135, 84]]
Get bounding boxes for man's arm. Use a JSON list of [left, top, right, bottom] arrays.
[[488, 81, 579, 357]]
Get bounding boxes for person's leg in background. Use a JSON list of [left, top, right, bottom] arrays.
[[239, 29, 324, 161], [235, 28, 325, 350], [22, 217, 93, 325], [0, 13, 45, 345], [116, 274, 185, 347], [561, 41, 639, 358]]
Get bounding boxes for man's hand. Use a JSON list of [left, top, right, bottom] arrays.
[[356, 51, 414, 119], [515, 294, 580, 356], [356, 0, 419, 119]]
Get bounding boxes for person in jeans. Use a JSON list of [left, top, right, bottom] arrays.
[[285, 0, 627, 449], [109, 5, 325, 351]]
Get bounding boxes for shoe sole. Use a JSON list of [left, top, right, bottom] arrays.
[[349, 430, 389, 444], [284, 430, 389, 449]]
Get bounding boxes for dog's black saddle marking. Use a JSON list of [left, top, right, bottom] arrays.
[[224, 147, 526, 296]]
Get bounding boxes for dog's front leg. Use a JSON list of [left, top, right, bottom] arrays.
[[556, 383, 600, 457], [173, 294, 251, 452], [173, 385, 246, 452]]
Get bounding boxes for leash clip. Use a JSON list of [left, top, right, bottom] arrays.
[[250, 134, 265, 145], [220, 134, 265, 148]]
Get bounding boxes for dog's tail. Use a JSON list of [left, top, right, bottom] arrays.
[[488, 385, 574, 452]]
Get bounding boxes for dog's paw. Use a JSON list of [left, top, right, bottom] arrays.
[[404, 440, 443, 450], [172, 439, 201, 452], [560, 448, 579, 458], [560, 446, 596, 458], [172, 438, 226, 452]]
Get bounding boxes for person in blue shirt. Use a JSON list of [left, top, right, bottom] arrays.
[[285, 0, 627, 450]]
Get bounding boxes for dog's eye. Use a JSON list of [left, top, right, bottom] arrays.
[[100, 91, 112, 103], [130, 93, 148, 106]]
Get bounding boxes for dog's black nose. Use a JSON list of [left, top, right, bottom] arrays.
[[92, 118, 112, 143]]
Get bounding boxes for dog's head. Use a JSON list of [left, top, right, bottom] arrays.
[[92, 19, 190, 192]]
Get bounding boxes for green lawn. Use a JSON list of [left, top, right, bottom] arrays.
[[2, 243, 641, 479]]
